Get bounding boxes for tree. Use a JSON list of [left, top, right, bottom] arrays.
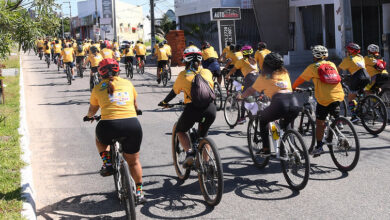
[[183, 22, 217, 43], [156, 13, 176, 39], [0, 0, 61, 60]]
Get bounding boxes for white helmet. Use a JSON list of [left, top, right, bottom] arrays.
[[311, 45, 328, 59], [367, 44, 379, 53], [183, 47, 202, 63]]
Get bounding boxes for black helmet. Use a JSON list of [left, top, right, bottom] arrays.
[[229, 44, 235, 51], [234, 44, 242, 52], [163, 40, 167, 44], [201, 41, 210, 49], [90, 46, 98, 53], [264, 52, 284, 70], [258, 42, 267, 49], [158, 42, 164, 47]]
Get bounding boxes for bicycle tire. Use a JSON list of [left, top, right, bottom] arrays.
[[136, 62, 140, 74], [162, 70, 168, 87], [80, 67, 83, 78], [129, 65, 134, 79], [120, 161, 137, 220], [67, 67, 72, 85], [171, 123, 191, 180], [126, 64, 130, 78], [57, 63, 60, 71], [359, 94, 388, 135], [141, 65, 144, 75], [214, 82, 223, 111], [110, 144, 120, 198], [292, 110, 316, 152], [197, 137, 224, 206], [90, 76, 94, 91], [168, 66, 171, 80], [378, 88, 390, 123], [339, 99, 348, 117], [280, 129, 310, 191], [247, 117, 270, 168], [328, 117, 360, 172], [223, 95, 239, 128]]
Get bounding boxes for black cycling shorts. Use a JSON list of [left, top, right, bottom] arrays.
[[158, 60, 168, 69], [136, 55, 145, 61], [125, 56, 134, 64], [76, 56, 85, 64], [176, 102, 216, 137], [316, 101, 340, 121], [91, 67, 98, 73], [96, 117, 143, 154], [64, 62, 74, 68], [349, 69, 371, 92]]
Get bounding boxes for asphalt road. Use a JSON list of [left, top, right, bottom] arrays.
[[22, 53, 390, 219]]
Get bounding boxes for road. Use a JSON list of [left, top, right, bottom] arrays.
[[22, 52, 390, 219]]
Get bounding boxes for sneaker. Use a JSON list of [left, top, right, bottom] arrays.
[[255, 148, 271, 157], [136, 192, 147, 205], [183, 151, 195, 169], [237, 117, 246, 124], [157, 78, 161, 84], [312, 146, 324, 158], [99, 165, 114, 177], [72, 76, 75, 80], [350, 116, 359, 123]]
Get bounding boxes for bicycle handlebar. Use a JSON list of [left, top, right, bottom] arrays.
[[158, 101, 184, 108], [83, 110, 142, 122], [294, 87, 314, 93]]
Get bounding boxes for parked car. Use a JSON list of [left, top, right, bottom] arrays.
[[120, 40, 131, 53]]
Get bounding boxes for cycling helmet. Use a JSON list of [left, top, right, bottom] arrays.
[[183, 47, 202, 63], [201, 41, 211, 49], [241, 45, 253, 56], [163, 40, 168, 44], [258, 42, 267, 49], [346, 43, 361, 54], [264, 52, 284, 70], [311, 45, 328, 59], [158, 42, 164, 47], [98, 58, 120, 77], [367, 44, 380, 54], [90, 46, 98, 54]]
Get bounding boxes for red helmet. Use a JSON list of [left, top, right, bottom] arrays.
[[98, 58, 120, 77], [346, 43, 361, 54]]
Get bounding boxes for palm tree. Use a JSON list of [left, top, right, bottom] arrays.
[[183, 22, 217, 43]]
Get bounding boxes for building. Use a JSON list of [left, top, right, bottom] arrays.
[[75, 0, 144, 42]]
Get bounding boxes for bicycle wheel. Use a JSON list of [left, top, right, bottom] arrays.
[[80, 66, 84, 78], [57, 63, 60, 71], [162, 70, 168, 87], [135, 62, 140, 74], [120, 161, 137, 220], [247, 117, 270, 168], [213, 82, 223, 111], [110, 144, 120, 198], [90, 76, 94, 91], [223, 95, 239, 128], [359, 94, 388, 135], [379, 88, 390, 123], [129, 65, 134, 79], [171, 123, 190, 180], [126, 64, 130, 78], [141, 64, 144, 74], [197, 137, 223, 206], [339, 99, 348, 117], [280, 129, 310, 191], [292, 110, 315, 152], [67, 68, 72, 85], [327, 117, 360, 172], [168, 66, 171, 80]]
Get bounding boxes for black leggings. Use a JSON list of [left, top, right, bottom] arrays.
[[176, 102, 216, 137], [259, 93, 300, 149], [96, 117, 143, 154], [240, 73, 258, 118]]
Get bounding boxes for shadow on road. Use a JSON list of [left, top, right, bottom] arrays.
[[39, 100, 89, 106], [29, 82, 68, 87]]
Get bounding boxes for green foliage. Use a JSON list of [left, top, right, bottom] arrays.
[[156, 13, 177, 39], [0, 0, 60, 60], [184, 22, 217, 43]]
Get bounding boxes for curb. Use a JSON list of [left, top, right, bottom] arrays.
[[19, 54, 37, 220]]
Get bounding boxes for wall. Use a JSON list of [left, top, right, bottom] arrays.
[[174, 0, 221, 17], [115, 1, 144, 42]]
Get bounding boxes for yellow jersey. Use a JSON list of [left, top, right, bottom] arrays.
[[364, 55, 388, 77], [44, 44, 51, 54], [86, 53, 103, 67], [37, 40, 44, 48], [339, 54, 365, 75], [122, 47, 134, 57], [173, 68, 214, 104], [234, 58, 258, 77], [222, 46, 230, 55], [298, 61, 344, 106], [90, 77, 138, 120], [226, 51, 243, 66], [101, 48, 115, 59], [252, 70, 292, 98], [53, 44, 62, 54], [202, 47, 218, 60], [75, 45, 87, 56], [157, 47, 170, 61], [163, 44, 172, 55], [134, 43, 146, 55], [255, 49, 271, 71], [61, 48, 74, 63]]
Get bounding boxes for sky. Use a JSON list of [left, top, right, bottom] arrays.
[[59, 0, 175, 18]]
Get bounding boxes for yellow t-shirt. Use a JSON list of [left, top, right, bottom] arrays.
[[339, 54, 365, 75], [234, 58, 258, 77], [113, 42, 119, 50], [173, 68, 214, 104], [122, 47, 134, 57], [163, 44, 172, 55], [61, 48, 74, 63], [222, 46, 230, 55], [226, 51, 243, 66], [44, 44, 51, 54], [202, 47, 218, 60], [101, 48, 115, 59], [75, 45, 87, 56], [54, 44, 62, 54], [255, 49, 271, 71], [252, 70, 292, 98], [134, 43, 146, 55], [92, 43, 101, 52], [86, 53, 103, 67], [364, 56, 388, 77], [154, 44, 159, 54], [37, 40, 44, 48], [157, 48, 170, 61], [90, 77, 138, 120], [114, 51, 121, 61], [299, 61, 344, 106]]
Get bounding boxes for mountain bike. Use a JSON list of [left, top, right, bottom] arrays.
[[163, 102, 224, 206], [247, 101, 310, 191], [125, 60, 134, 79], [223, 77, 245, 128], [45, 54, 50, 68], [76, 58, 85, 78], [377, 88, 390, 123], [38, 50, 43, 60], [90, 72, 100, 91], [135, 57, 144, 75], [64, 63, 72, 85], [212, 76, 223, 111], [84, 115, 138, 220], [161, 64, 169, 87], [57, 59, 62, 72], [167, 61, 172, 80]]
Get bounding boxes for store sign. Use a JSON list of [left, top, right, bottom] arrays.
[[210, 7, 241, 21], [220, 20, 236, 47], [102, 0, 113, 24]]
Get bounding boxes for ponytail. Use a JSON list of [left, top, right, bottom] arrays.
[[107, 74, 115, 95]]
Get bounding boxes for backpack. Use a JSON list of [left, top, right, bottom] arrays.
[[77, 45, 83, 53], [190, 71, 215, 108], [375, 59, 387, 71], [317, 63, 341, 84]]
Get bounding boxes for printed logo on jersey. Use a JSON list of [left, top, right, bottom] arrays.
[[275, 80, 288, 89], [109, 91, 130, 105]]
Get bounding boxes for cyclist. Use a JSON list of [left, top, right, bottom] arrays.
[[36, 38, 44, 55], [163, 40, 172, 66], [43, 41, 51, 64], [158, 47, 216, 168], [100, 43, 115, 59], [156, 42, 170, 84], [201, 41, 222, 84], [364, 44, 388, 91], [254, 42, 271, 72], [219, 41, 231, 63], [60, 43, 76, 80], [186, 41, 198, 50], [237, 52, 299, 156], [84, 58, 146, 204], [75, 42, 87, 73], [112, 39, 119, 50], [84, 46, 103, 83], [113, 47, 121, 63], [292, 45, 345, 157], [154, 40, 160, 55], [53, 40, 62, 65], [122, 44, 135, 70], [226, 45, 259, 124], [91, 40, 101, 53], [50, 39, 56, 61], [134, 41, 146, 69], [225, 44, 243, 70], [337, 43, 371, 122]]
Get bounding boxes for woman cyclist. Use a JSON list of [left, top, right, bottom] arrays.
[[84, 58, 146, 204], [364, 44, 388, 92], [237, 52, 300, 156]]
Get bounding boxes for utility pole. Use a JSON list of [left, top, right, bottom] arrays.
[[95, 0, 100, 41], [150, 0, 156, 54], [61, 10, 64, 38], [64, 2, 72, 37], [113, 0, 117, 41]]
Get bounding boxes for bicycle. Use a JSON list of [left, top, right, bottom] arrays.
[[84, 115, 138, 220], [167, 62, 172, 80], [90, 72, 101, 91], [163, 102, 224, 206], [45, 54, 50, 68], [223, 76, 245, 128], [212, 76, 223, 111], [76, 58, 85, 78], [125, 60, 134, 79], [57, 59, 62, 72], [160, 64, 169, 87], [135, 57, 144, 75], [64, 63, 72, 85], [38, 49, 43, 60], [247, 100, 310, 190]]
